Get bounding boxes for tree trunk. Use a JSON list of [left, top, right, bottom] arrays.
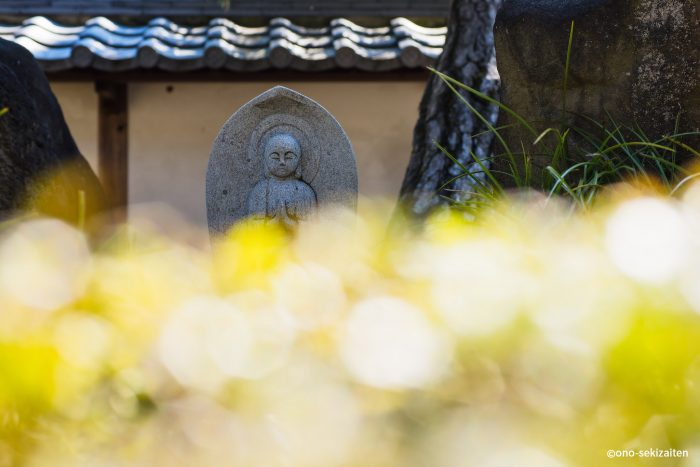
[[399, 0, 502, 216]]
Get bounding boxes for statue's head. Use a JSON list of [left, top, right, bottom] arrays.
[[264, 133, 302, 179]]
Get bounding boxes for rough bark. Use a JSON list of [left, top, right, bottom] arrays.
[[399, 0, 501, 216]]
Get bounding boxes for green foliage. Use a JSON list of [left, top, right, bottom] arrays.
[[432, 21, 700, 213]]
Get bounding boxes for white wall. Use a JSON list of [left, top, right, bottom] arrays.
[[51, 82, 99, 170], [51, 80, 425, 227]]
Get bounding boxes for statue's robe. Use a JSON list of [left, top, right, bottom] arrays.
[[246, 177, 317, 228]]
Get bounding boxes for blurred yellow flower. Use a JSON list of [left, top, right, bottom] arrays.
[[0, 186, 698, 466]]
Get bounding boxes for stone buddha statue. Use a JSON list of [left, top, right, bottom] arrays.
[[246, 133, 317, 228]]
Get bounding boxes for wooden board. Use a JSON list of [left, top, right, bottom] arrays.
[[96, 81, 128, 221]]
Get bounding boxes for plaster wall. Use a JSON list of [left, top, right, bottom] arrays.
[[51, 80, 424, 226]]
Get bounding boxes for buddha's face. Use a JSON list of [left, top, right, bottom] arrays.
[[264, 134, 301, 179]]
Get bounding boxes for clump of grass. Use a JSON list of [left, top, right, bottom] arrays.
[[433, 21, 700, 213]]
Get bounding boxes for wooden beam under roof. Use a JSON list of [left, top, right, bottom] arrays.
[[48, 68, 431, 83]]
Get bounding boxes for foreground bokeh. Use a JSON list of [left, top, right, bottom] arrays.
[[1, 187, 700, 467]]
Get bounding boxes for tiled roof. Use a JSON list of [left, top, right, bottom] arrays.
[[0, 0, 451, 18], [0, 16, 446, 72]]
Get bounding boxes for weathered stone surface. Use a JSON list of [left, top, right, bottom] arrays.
[[0, 38, 104, 224], [494, 0, 699, 181], [206, 86, 357, 235]]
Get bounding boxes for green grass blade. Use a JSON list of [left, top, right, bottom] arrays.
[[435, 140, 505, 194], [562, 21, 575, 119], [546, 166, 584, 207], [430, 68, 538, 137], [671, 173, 700, 196], [77, 190, 86, 231], [437, 75, 523, 184], [533, 128, 561, 146], [664, 136, 700, 159]]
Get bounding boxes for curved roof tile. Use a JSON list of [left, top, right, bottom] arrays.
[[0, 16, 446, 72]]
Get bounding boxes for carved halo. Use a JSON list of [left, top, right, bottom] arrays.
[[248, 114, 321, 184]]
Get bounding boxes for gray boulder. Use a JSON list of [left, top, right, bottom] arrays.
[[493, 0, 699, 181], [0, 38, 104, 225]]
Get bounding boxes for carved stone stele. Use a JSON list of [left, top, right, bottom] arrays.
[[206, 86, 358, 235]]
